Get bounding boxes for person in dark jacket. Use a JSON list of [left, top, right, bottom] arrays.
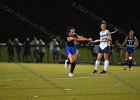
[[14, 38, 22, 62], [7, 39, 14, 62], [23, 37, 31, 62]]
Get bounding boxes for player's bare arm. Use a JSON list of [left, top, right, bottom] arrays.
[[67, 36, 92, 42], [134, 37, 139, 48], [121, 36, 128, 48]]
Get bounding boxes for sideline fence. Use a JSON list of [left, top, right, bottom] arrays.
[[0, 43, 140, 65]]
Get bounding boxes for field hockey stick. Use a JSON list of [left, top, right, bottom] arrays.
[[100, 28, 118, 37], [88, 29, 118, 45], [87, 39, 100, 44]]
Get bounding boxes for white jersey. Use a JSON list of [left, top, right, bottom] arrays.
[[99, 30, 110, 50]]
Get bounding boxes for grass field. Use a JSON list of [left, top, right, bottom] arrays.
[[0, 63, 140, 100]]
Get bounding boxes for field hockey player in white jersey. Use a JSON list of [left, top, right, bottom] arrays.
[[93, 21, 112, 74]]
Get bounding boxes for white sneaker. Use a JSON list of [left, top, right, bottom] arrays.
[[129, 68, 132, 71], [69, 73, 74, 77], [65, 59, 68, 69]]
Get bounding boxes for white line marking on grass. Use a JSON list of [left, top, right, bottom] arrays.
[[33, 96, 39, 98], [119, 76, 140, 78], [64, 89, 72, 91], [48, 76, 140, 80], [47, 76, 99, 80], [0, 78, 32, 81], [0, 76, 139, 81], [0, 76, 96, 81], [108, 72, 140, 92]]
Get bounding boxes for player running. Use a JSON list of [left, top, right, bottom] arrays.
[[93, 21, 112, 74], [120, 30, 139, 71], [65, 26, 92, 77]]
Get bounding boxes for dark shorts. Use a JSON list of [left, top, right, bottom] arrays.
[[65, 46, 77, 55], [98, 46, 110, 54], [125, 46, 135, 54]]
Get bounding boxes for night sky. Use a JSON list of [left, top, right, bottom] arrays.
[[0, 0, 139, 43]]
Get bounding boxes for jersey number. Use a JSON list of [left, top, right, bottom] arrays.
[[129, 42, 133, 45]]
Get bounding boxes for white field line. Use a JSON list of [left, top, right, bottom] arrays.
[[0, 76, 139, 81]]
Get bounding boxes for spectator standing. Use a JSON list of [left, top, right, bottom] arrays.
[[38, 39, 45, 63], [93, 44, 99, 62], [14, 38, 22, 62], [109, 43, 114, 64], [23, 37, 31, 62], [7, 39, 14, 62], [115, 40, 122, 64], [31, 37, 39, 62], [52, 39, 60, 63]]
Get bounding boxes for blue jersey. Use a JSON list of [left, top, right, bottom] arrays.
[[125, 36, 135, 54], [65, 33, 77, 55]]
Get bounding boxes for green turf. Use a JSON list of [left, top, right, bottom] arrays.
[[0, 63, 140, 100]]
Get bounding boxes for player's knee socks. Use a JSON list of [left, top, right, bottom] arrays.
[[95, 60, 100, 70], [128, 60, 132, 68], [104, 60, 109, 71], [70, 62, 76, 73], [124, 60, 128, 66], [128, 57, 133, 68]]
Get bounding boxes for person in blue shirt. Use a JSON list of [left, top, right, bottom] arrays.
[[121, 30, 139, 71], [65, 26, 92, 77]]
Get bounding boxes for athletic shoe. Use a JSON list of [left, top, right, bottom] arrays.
[[129, 68, 132, 71], [123, 66, 127, 70], [65, 59, 68, 69], [69, 73, 74, 77], [93, 70, 97, 73], [100, 70, 107, 74]]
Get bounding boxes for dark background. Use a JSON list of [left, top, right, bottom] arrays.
[[0, 0, 139, 43]]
